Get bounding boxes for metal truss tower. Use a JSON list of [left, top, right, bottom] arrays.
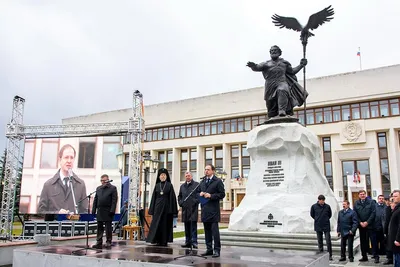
[[0, 92, 144, 240], [0, 96, 25, 240], [127, 90, 145, 225]]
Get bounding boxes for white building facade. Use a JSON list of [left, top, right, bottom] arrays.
[[63, 64, 400, 210]]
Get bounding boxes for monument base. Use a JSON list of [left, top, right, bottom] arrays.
[[199, 229, 360, 253], [229, 123, 339, 233]]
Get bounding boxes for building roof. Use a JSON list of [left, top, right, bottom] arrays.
[[63, 64, 400, 127]]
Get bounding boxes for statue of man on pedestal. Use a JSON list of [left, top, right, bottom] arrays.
[[247, 45, 308, 119]]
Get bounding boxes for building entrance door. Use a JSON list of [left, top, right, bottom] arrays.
[[237, 193, 245, 207], [342, 159, 371, 204], [351, 192, 359, 207]]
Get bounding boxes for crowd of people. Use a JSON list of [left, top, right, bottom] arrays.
[[310, 189, 400, 266]]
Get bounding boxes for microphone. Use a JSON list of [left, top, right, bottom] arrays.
[[68, 168, 73, 180], [200, 176, 207, 180], [105, 180, 113, 183]]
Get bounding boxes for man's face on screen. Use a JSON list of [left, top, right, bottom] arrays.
[[60, 147, 75, 172]]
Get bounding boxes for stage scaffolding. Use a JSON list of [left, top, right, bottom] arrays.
[[0, 91, 144, 240]]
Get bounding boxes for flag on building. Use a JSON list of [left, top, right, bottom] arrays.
[[357, 51, 360, 56]]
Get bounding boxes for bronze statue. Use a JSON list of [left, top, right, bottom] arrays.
[[270, 6, 334, 125], [247, 45, 307, 119]]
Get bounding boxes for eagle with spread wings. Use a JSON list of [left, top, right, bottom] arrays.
[[271, 5, 334, 41]]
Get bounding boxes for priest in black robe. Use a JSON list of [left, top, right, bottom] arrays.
[[146, 168, 178, 246]]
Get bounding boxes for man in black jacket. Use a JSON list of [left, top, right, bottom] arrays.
[[198, 164, 225, 258], [354, 189, 377, 262], [92, 174, 118, 249], [337, 200, 358, 262], [310, 194, 333, 261], [375, 195, 386, 256], [178, 171, 200, 249]]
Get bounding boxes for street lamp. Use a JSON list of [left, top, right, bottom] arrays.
[[216, 168, 227, 182], [142, 152, 159, 222], [116, 151, 124, 175]]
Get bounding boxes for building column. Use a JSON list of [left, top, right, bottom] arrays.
[[331, 135, 344, 202], [222, 143, 231, 210], [197, 145, 204, 182], [388, 128, 400, 190], [371, 132, 382, 198], [172, 148, 180, 190]]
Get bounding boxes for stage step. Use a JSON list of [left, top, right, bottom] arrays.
[[197, 229, 360, 253]]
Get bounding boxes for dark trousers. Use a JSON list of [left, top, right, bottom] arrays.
[[394, 253, 400, 267], [316, 231, 332, 256], [203, 222, 220, 253], [340, 234, 354, 260], [359, 227, 378, 259], [184, 221, 198, 245], [96, 221, 112, 244], [376, 229, 386, 255]]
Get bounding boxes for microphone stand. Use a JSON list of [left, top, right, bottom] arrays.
[[174, 181, 206, 263], [71, 188, 100, 255], [69, 176, 78, 214]]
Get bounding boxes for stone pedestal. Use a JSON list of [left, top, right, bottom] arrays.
[[229, 123, 339, 233]]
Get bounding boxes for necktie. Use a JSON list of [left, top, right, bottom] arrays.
[[207, 178, 210, 184], [63, 177, 69, 189]]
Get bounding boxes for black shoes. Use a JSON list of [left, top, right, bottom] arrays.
[[181, 244, 191, 248], [200, 250, 213, 256], [383, 260, 393, 265], [92, 243, 102, 249], [359, 257, 368, 262], [339, 257, 346, 261], [212, 251, 220, 258]]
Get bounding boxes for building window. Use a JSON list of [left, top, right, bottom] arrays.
[[102, 136, 121, 169], [167, 150, 173, 173], [190, 149, 197, 180], [23, 141, 35, 168], [215, 147, 223, 169], [124, 153, 129, 176], [144, 97, 400, 141], [322, 137, 333, 190], [158, 151, 165, 169], [378, 132, 391, 196], [40, 139, 59, 169], [231, 145, 240, 179], [241, 145, 250, 178], [180, 149, 188, 181], [205, 147, 213, 166], [78, 137, 96, 169]]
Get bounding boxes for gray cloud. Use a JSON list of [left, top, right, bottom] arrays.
[[1, 0, 400, 152]]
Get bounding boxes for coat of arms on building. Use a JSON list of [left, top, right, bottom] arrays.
[[342, 122, 362, 142]]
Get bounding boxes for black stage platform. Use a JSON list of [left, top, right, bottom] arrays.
[[13, 240, 328, 267]]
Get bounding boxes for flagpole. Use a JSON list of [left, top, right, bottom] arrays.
[[358, 47, 362, 71]]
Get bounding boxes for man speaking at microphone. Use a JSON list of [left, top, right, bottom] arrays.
[[92, 174, 118, 249], [38, 144, 88, 214]]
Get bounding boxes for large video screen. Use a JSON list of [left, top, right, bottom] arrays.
[[19, 136, 123, 214]]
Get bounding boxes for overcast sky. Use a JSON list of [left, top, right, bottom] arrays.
[[1, 0, 399, 152]]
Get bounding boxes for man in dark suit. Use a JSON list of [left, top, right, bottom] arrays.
[[198, 164, 225, 258], [337, 200, 358, 262], [178, 171, 200, 249], [38, 144, 88, 214], [310, 194, 333, 261], [92, 174, 118, 249], [354, 189, 377, 263]]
